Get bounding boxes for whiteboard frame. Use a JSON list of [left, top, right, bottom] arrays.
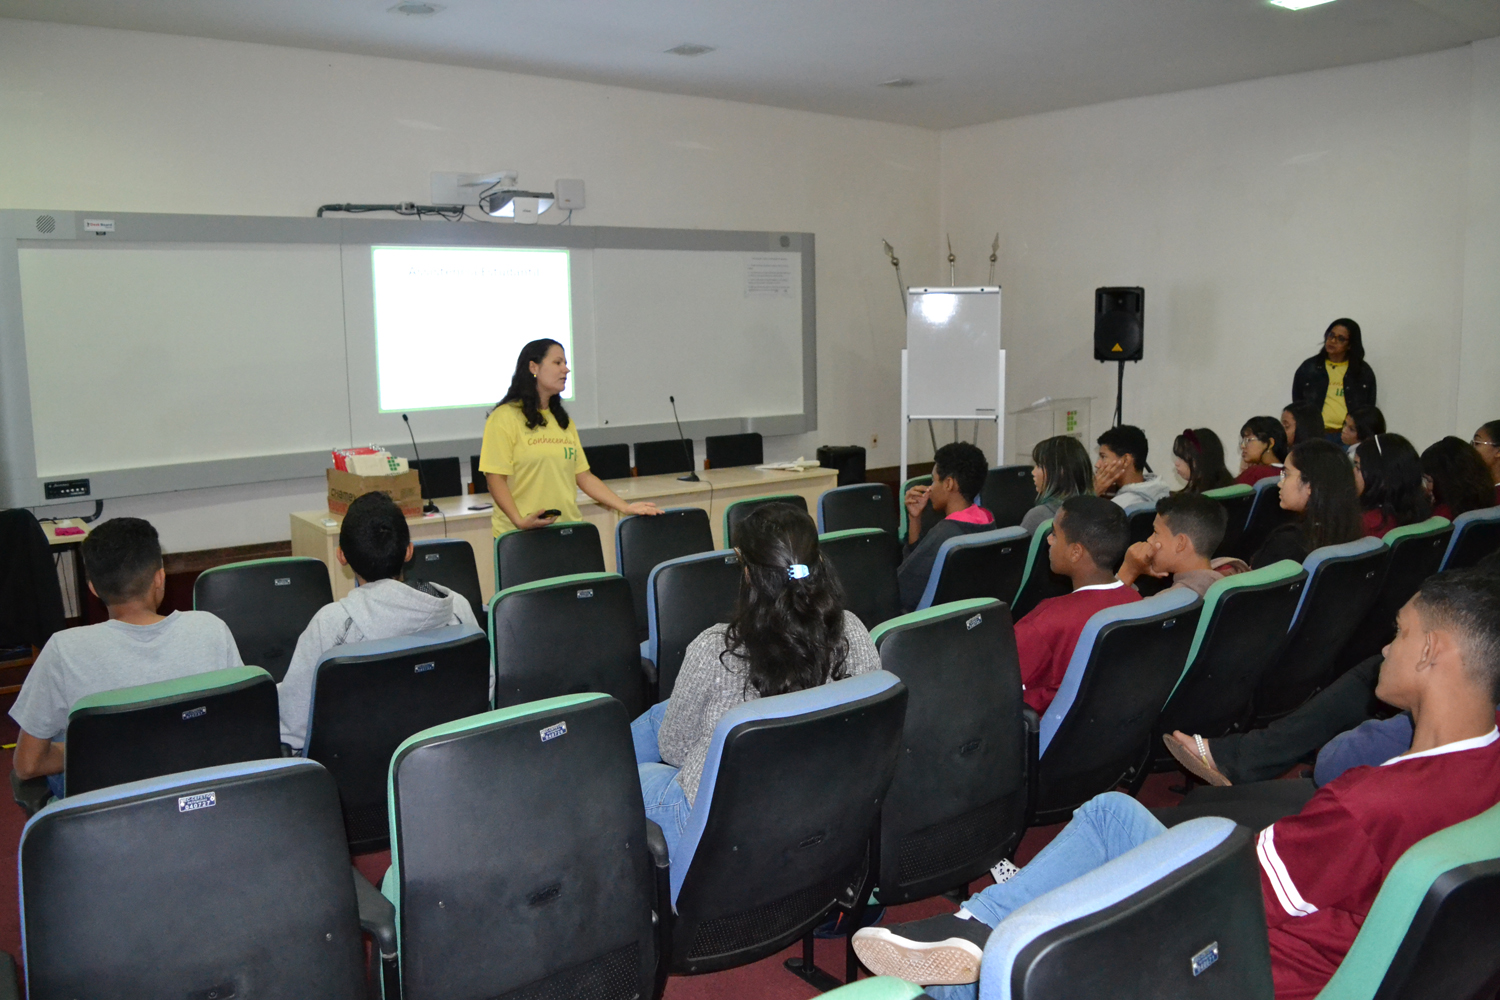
[[0, 210, 816, 507]]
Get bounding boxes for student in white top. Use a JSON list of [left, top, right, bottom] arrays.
[[10, 517, 243, 799], [1093, 425, 1171, 509]]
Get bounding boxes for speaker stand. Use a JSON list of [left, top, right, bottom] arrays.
[[1112, 360, 1126, 427]]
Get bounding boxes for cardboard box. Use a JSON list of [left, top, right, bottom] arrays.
[[327, 468, 423, 518]]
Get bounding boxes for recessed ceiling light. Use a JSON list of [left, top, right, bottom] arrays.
[[879, 78, 919, 88], [1269, 0, 1337, 9], [389, 1, 441, 14], [666, 43, 715, 57]]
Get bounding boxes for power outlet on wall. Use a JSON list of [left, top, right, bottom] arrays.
[[871, 434, 879, 447]]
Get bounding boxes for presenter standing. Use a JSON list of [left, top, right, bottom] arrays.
[[1291, 318, 1377, 437], [480, 339, 662, 535]]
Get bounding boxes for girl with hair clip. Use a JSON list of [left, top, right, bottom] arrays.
[[1251, 438, 1366, 568], [1422, 437, 1498, 520], [1020, 435, 1095, 533], [1171, 428, 1234, 494], [478, 338, 660, 536], [630, 504, 881, 855], [1354, 434, 1430, 538], [1235, 416, 1287, 486]]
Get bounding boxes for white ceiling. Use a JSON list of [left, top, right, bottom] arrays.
[[3, 0, 1498, 129]]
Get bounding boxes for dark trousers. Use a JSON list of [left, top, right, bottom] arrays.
[[1154, 780, 1317, 831], [1209, 655, 1385, 784]]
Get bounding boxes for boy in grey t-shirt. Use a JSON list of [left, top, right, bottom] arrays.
[[10, 518, 242, 798]]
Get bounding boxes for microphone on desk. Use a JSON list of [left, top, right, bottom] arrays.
[[402, 414, 441, 514], [669, 396, 700, 483]]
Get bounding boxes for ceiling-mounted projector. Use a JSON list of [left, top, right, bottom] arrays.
[[480, 190, 555, 223]]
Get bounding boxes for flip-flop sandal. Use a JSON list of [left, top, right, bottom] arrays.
[[1164, 733, 1232, 786]]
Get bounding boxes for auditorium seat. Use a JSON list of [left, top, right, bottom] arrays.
[[1236, 476, 1294, 561], [616, 507, 715, 639], [978, 465, 1038, 529], [1336, 516, 1451, 673], [409, 456, 462, 499], [1438, 505, 1500, 571], [491, 572, 650, 716], [653, 671, 907, 991], [63, 665, 281, 799], [722, 493, 809, 548], [17, 760, 371, 999], [404, 537, 485, 628], [634, 437, 695, 476], [705, 431, 764, 469], [584, 442, 632, 481], [494, 520, 605, 592], [193, 556, 333, 682], [820, 528, 902, 628], [1010, 519, 1071, 619], [302, 625, 489, 853], [818, 482, 899, 536], [1251, 536, 1388, 725], [380, 694, 657, 1000], [915, 526, 1030, 611], [643, 550, 742, 700], [1034, 588, 1202, 824], [869, 599, 1030, 907], [1202, 483, 1255, 558]]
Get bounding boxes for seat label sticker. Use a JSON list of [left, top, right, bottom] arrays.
[[1191, 941, 1219, 976], [178, 791, 217, 813], [540, 721, 567, 742], [966, 614, 983, 630]]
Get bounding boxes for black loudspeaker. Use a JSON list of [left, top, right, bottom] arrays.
[[1094, 287, 1144, 361], [816, 445, 867, 486]]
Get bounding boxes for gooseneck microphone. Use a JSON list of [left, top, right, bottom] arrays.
[[669, 396, 700, 482], [402, 414, 440, 514]]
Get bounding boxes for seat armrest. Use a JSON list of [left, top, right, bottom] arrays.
[[646, 819, 670, 870], [1022, 705, 1041, 827], [353, 869, 398, 959], [640, 657, 658, 686], [0, 951, 18, 1000]]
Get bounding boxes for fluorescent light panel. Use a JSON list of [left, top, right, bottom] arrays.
[[1269, 0, 1337, 9]]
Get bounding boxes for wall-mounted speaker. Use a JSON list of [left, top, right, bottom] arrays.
[[1094, 287, 1144, 362]]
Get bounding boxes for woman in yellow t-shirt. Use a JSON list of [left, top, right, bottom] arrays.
[[479, 339, 661, 536], [1290, 318, 1377, 435]]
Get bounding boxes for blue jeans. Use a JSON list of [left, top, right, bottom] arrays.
[[632, 702, 691, 861], [46, 772, 64, 801], [925, 792, 1167, 1000]]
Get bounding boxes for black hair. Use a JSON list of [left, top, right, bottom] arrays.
[[1242, 416, 1288, 463], [932, 441, 989, 502], [1421, 437, 1495, 519], [1287, 439, 1365, 551], [495, 338, 571, 431], [1412, 569, 1500, 702], [1345, 406, 1386, 443], [1031, 435, 1095, 505], [1356, 434, 1430, 528], [1097, 424, 1150, 473], [722, 504, 850, 698], [1320, 317, 1365, 366], [82, 517, 162, 605], [1054, 495, 1129, 571], [1172, 427, 1234, 493], [339, 492, 411, 582], [1282, 403, 1323, 448], [1156, 492, 1228, 558], [1479, 420, 1500, 448]]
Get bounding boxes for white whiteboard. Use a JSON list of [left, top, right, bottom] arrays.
[[906, 288, 1001, 418], [19, 244, 350, 478]]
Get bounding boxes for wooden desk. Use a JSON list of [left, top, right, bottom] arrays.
[[291, 465, 838, 602], [42, 518, 91, 620]]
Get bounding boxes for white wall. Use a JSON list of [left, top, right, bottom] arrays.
[[0, 19, 939, 551], [941, 43, 1499, 476]]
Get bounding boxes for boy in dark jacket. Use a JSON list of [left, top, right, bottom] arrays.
[[897, 442, 995, 612]]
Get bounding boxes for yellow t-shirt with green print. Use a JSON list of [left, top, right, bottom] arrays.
[[478, 401, 590, 536], [1322, 361, 1348, 431]]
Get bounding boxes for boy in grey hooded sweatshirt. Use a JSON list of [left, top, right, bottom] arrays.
[[278, 491, 478, 749]]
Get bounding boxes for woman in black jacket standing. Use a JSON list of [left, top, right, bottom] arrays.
[[1291, 318, 1377, 437]]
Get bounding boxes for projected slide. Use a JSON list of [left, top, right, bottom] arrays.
[[372, 245, 572, 412]]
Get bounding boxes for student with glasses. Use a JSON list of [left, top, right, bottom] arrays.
[[1473, 420, 1500, 505], [1291, 318, 1377, 438], [1235, 416, 1287, 486]]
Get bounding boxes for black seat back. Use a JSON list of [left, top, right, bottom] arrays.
[[921, 527, 1031, 610], [1011, 521, 1071, 619], [494, 520, 605, 592], [899, 475, 943, 540], [818, 483, 899, 536], [648, 551, 742, 700], [404, 538, 484, 625], [491, 573, 645, 717], [635, 438, 695, 476], [820, 528, 903, 629], [1035, 590, 1202, 823], [1439, 507, 1500, 571], [1253, 538, 1389, 723], [584, 442, 632, 481], [390, 694, 655, 1000], [20, 759, 365, 999], [980, 465, 1039, 528], [1125, 504, 1157, 547], [1203, 486, 1255, 558], [1155, 563, 1306, 741], [0, 507, 65, 649], [193, 557, 333, 682], [1011, 825, 1272, 1000], [669, 674, 908, 974], [410, 456, 462, 499], [724, 494, 809, 549], [65, 666, 282, 797], [705, 432, 764, 469], [305, 627, 490, 853], [617, 508, 715, 639], [1373, 859, 1500, 1000], [872, 600, 1028, 904], [1236, 480, 1295, 560], [1338, 519, 1453, 673]]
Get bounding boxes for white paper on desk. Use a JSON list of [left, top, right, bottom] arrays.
[[756, 457, 817, 472]]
